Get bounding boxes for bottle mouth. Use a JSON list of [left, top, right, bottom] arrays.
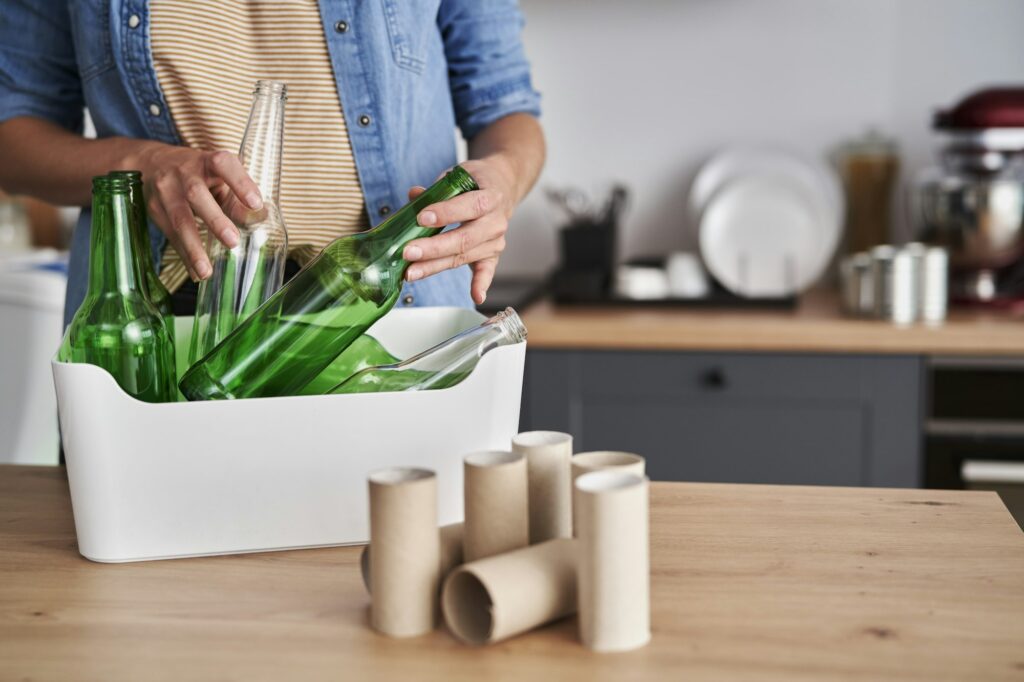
[[450, 165, 480, 193], [490, 307, 527, 344], [253, 80, 288, 99], [93, 175, 130, 192], [109, 170, 143, 182]]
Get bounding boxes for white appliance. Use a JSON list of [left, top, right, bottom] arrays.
[[0, 251, 66, 465]]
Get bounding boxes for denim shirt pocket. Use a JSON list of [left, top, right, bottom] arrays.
[[382, 0, 438, 74], [68, 0, 116, 82]]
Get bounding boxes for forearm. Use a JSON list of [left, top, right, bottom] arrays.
[[0, 116, 158, 206], [466, 112, 545, 206]]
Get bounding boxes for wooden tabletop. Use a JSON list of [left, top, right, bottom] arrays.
[[520, 290, 1024, 356], [2, 465, 1023, 681]]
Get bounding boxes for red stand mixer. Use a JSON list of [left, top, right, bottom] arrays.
[[914, 87, 1024, 308]]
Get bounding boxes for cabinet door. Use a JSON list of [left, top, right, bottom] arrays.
[[522, 350, 922, 487]]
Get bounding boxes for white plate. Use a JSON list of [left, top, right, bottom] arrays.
[[699, 175, 826, 297], [690, 148, 843, 297]]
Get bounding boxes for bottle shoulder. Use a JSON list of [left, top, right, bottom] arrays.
[[69, 293, 169, 332]]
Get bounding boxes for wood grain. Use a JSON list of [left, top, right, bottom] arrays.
[[1, 465, 1022, 681], [520, 290, 1024, 356]]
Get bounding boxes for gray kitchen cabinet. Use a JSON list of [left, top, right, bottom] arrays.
[[521, 350, 923, 487]]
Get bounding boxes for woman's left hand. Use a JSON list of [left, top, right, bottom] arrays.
[[402, 157, 517, 305]]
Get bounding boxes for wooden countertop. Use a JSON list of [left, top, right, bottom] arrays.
[[2, 466, 1023, 681], [520, 290, 1024, 356]]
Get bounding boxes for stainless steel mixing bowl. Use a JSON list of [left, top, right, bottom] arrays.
[[915, 170, 1024, 270]]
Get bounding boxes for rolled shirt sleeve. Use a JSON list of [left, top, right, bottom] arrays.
[[0, 0, 85, 132], [438, 0, 541, 141]]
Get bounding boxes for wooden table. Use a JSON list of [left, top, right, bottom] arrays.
[[520, 290, 1024, 355], [2, 466, 1023, 681]]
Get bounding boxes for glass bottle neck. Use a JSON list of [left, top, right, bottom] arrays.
[[371, 166, 479, 261], [88, 187, 145, 295], [240, 82, 287, 204], [397, 307, 526, 371]]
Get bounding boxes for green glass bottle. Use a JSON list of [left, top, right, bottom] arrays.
[[298, 335, 398, 396], [61, 176, 177, 403], [178, 165, 479, 401], [109, 170, 175, 342], [327, 307, 526, 395]]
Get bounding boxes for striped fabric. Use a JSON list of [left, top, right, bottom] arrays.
[[150, 0, 368, 291]]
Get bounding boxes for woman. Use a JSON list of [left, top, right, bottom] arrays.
[[0, 0, 545, 323]]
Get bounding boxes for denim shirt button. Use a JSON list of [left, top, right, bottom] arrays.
[[378, 205, 391, 217], [334, 20, 349, 33], [128, 14, 141, 29], [148, 103, 161, 117], [358, 114, 371, 127], [402, 294, 414, 306]]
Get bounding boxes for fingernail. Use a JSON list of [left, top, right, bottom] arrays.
[[246, 193, 263, 210], [197, 262, 212, 279], [404, 245, 422, 260], [225, 230, 240, 248], [407, 267, 421, 281], [418, 211, 437, 226]]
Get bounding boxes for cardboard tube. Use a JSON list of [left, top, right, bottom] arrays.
[[442, 538, 577, 645], [575, 470, 651, 652], [368, 467, 440, 638], [463, 451, 529, 562], [570, 451, 645, 537], [512, 431, 573, 544], [361, 522, 464, 594]]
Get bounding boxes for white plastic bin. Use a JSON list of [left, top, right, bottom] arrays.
[[52, 307, 525, 563]]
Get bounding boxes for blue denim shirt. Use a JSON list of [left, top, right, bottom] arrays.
[[0, 0, 540, 325]]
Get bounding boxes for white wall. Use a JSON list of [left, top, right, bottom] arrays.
[[501, 0, 1024, 276]]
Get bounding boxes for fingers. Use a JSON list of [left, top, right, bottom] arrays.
[[405, 235, 506, 282], [181, 177, 240, 248], [153, 173, 212, 280], [470, 258, 498, 305], [145, 195, 190, 276], [204, 150, 262, 210], [407, 186, 426, 201], [403, 216, 504, 263], [416, 188, 503, 228]]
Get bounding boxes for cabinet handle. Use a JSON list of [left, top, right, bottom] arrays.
[[700, 367, 728, 390], [961, 460, 1024, 484]]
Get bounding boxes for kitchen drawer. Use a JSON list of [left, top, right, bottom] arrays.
[[577, 351, 867, 401], [580, 398, 863, 485], [522, 349, 923, 487]]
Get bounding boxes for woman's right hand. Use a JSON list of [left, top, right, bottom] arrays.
[[129, 142, 263, 281]]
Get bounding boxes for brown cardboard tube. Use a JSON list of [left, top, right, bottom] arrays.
[[575, 470, 651, 652], [463, 451, 529, 562], [441, 538, 577, 645], [360, 522, 464, 594], [368, 467, 440, 638], [570, 451, 645, 537], [512, 431, 573, 544]]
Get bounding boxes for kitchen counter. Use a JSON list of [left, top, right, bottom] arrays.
[[520, 290, 1024, 356], [2, 465, 1023, 681]]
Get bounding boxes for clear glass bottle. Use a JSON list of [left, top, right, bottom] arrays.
[[327, 308, 526, 395], [178, 165, 478, 401], [109, 170, 175, 342], [188, 80, 289, 363], [61, 176, 177, 403]]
